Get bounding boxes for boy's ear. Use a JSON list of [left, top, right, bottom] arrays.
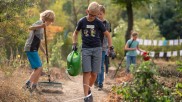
[[86, 9, 89, 14]]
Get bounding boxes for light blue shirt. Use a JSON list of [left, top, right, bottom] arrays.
[[126, 39, 139, 56]]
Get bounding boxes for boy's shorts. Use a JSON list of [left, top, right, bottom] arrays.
[[82, 47, 102, 73], [26, 51, 42, 69]]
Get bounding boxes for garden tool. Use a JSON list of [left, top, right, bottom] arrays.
[[113, 57, 124, 78], [38, 24, 62, 89]]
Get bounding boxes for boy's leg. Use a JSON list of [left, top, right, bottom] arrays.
[[82, 47, 101, 102], [126, 56, 131, 73], [82, 48, 92, 96], [131, 56, 137, 70], [83, 72, 91, 96], [89, 72, 97, 87], [132, 56, 136, 64], [32, 67, 42, 84], [29, 68, 41, 84], [26, 51, 42, 86], [105, 55, 109, 74], [97, 51, 105, 89]]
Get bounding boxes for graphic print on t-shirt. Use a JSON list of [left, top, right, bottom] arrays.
[[85, 25, 96, 37], [84, 29, 89, 37]]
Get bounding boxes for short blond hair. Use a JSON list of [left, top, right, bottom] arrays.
[[40, 10, 55, 22], [88, 2, 100, 13]]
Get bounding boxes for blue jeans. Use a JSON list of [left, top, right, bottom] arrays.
[[126, 55, 136, 73], [104, 55, 109, 74], [97, 51, 106, 86]]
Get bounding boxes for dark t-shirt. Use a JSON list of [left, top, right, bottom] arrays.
[[100, 20, 111, 45], [76, 17, 106, 48], [24, 20, 44, 52]]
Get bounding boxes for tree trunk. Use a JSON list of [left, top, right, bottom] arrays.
[[125, 1, 133, 43]]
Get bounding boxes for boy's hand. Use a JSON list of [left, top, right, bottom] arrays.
[[41, 23, 46, 28], [109, 46, 116, 59], [72, 43, 77, 51], [43, 50, 48, 57]]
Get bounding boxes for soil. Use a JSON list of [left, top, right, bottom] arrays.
[[38, 67, 118, 102], [1, 59, 181, 102]]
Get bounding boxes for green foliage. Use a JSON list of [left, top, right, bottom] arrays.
[[49, 32, 64, 68], [49, 0, 69, 27], [113, 61, 174, 102], [49, 30, 73, 68], [0, 0, 38, 63], [0, 0, 36, 22], [152, 0, 182, 39], [63, 1, 72, 16], [113, 18, 160, 57], [175, 61, 182, 97]]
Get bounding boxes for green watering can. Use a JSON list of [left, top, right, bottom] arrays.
[[67, 51, 81, 76]]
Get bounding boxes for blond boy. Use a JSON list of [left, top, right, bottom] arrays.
[[24, 10, 55, 92], [72, 2, 113, 102]]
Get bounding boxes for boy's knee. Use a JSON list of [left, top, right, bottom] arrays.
[[91, 72, 97, 77]]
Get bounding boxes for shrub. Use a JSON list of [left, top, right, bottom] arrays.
[[113, 61, 174, 102]]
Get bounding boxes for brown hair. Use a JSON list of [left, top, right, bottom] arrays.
[[131, 31, 138, 37], [99, 5, 105, 14]]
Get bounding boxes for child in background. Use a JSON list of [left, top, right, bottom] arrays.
[[124, 31, 143, 73], [95, 4, 111, 91], [23, 10, 55, 92], [105, 48, 110, 74]]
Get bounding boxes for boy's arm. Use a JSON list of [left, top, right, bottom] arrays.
[[124, 43, 136, 51], [103, 31, 112, 47], [72, 30, 79, 44], [137, 45, 145, 52], [40, 42, 46, 55], [29, 23, 46, 30]]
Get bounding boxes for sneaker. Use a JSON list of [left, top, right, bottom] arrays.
[[84, 93, 93, 102], [88, 89, 93, 101], [29, 84, 38, 93], [98, 84, 103, 91], [22, 82, 30, 90], [94, 82, 98, 88]]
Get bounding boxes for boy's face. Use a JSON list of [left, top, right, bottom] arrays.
[[87, 10, 98, 21], [133, 35, 138, 40], [45, 20, 53, 26], [97, 11, 105, 21]]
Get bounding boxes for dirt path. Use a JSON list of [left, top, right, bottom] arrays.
[[39, 68, 117, 102]]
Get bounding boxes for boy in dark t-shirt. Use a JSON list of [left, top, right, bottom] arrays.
[[72, 2, 114, 102]]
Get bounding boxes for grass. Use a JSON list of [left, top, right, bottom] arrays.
[[0, 67, 44, 102]]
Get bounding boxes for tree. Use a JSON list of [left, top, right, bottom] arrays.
[[112, 0, 152, 43], [63, 0, 88, 30], [152, 0, 182, 39], [0, 0, 37, 60]]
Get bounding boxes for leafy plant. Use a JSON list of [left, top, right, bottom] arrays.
[[113, 61, 174, 102], [175, 61, 182, 98]]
